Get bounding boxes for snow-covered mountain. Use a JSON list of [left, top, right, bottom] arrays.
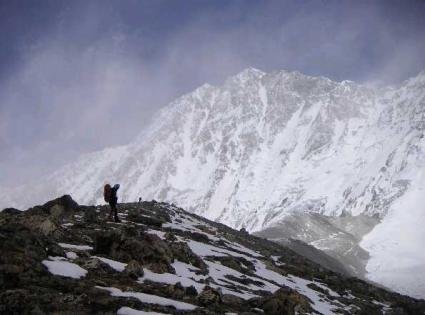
[[2, 68, 425, 298]]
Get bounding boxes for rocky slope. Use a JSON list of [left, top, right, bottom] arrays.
[[255, 212, 380, 279], [1, 195, 425, 314], [1, 68, 425, 298]]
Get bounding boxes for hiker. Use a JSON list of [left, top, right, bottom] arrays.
[[104, 183, 121, 222], [138, 197, 142, 203]]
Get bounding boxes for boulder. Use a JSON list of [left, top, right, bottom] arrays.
[[25, 195, 79, 224], [94, 230, 120, 255], [127, 209, 165, 227], [240, 227, 249, 234], [197, 286, 222, 306], [189, 231, 210, 243], [165, 232, 177, 242], [124, 260, 144, 279], [165, 282, 185, 300], [214, 255, 256, 275], [94, 231, 174, 273], [43, 195, 79, 213], [185, 285, 198, 297], [169, 242, 207, 271], [82, 257, 116, 274], [222, 294, 245, 307], [1, 208, 21, 215], [252, 287, 312, 315], [82, 206, 97, 223], [39, 218, 59, 236], [0, 221, 51, 290]]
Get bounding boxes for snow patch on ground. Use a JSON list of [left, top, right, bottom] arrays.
[[117, 307, 170, 315], [43, 257, 87, 279], [96, 286, 197, 311], [140, 267, 205, 293], [58, 243, 93, 250], [147, 229, 166, 240], [93, 256, 127, 272], [164, 213, 219, 241], [65, 252, 78, 260]]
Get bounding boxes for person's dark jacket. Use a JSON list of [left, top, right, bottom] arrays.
[[110, 184, 120, 205]]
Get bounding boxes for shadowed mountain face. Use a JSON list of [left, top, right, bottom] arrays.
[[1, 68, 425, 298], [254, 212, 380, 279], [1, 196, 425, 314]]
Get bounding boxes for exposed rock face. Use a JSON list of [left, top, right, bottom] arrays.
[[94, 229, 175, 273], [1, 195, 425, 314]]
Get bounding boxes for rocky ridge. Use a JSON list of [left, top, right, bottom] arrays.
[[1, 195, 424, 314]]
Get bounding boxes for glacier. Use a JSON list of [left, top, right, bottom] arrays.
[[1, 68, 425, 298]]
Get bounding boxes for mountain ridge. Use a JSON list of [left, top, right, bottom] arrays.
[[1, 68, 425, 299]]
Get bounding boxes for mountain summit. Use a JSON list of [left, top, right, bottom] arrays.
[[2, 68, 425, 298]]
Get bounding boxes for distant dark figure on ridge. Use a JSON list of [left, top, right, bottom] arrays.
[[138, 197, 142, 203], [104, 183, 121, 222]]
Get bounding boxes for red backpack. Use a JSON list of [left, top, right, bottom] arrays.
[[104, 184, 112, 202]]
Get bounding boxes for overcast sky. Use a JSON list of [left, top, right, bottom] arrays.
[[1, 0, 425, 187]]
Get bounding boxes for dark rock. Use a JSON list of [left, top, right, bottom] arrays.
[[82, 257, 116, 274], [127, 209, 164, 227], [1, 208, 21, 215], [169, 242, 207, 271], [94, 230, 120, 255], [165, 232, 177, 242], [0, 221, 51, 291], [307, 282, 330, 295], [46, 243, 66, 257], [82, 206, 97, 223], [225, 274, 264, 287], [190, 231, 210, 243], [43, 195, 79, 213], [11, 208, 63, 238], [23, 195, 79, 226], [222, 294, 245, 307], [121, 226, 140, 238], [185, 285, 198, 297], [0, 289, 32, 313], [168, 282, 185, 299], [124, 260, 144, 279], [240, 227, 248, 234], [94, 230, 174, 273], [214, 256, 255, 274], [196, 224, 217, 235], [197, 286, 222, 306], [252, 287, 312, 315]]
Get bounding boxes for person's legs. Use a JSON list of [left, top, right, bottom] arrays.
[[108, 201, 116, 220], [111, 201, 120, 222]]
